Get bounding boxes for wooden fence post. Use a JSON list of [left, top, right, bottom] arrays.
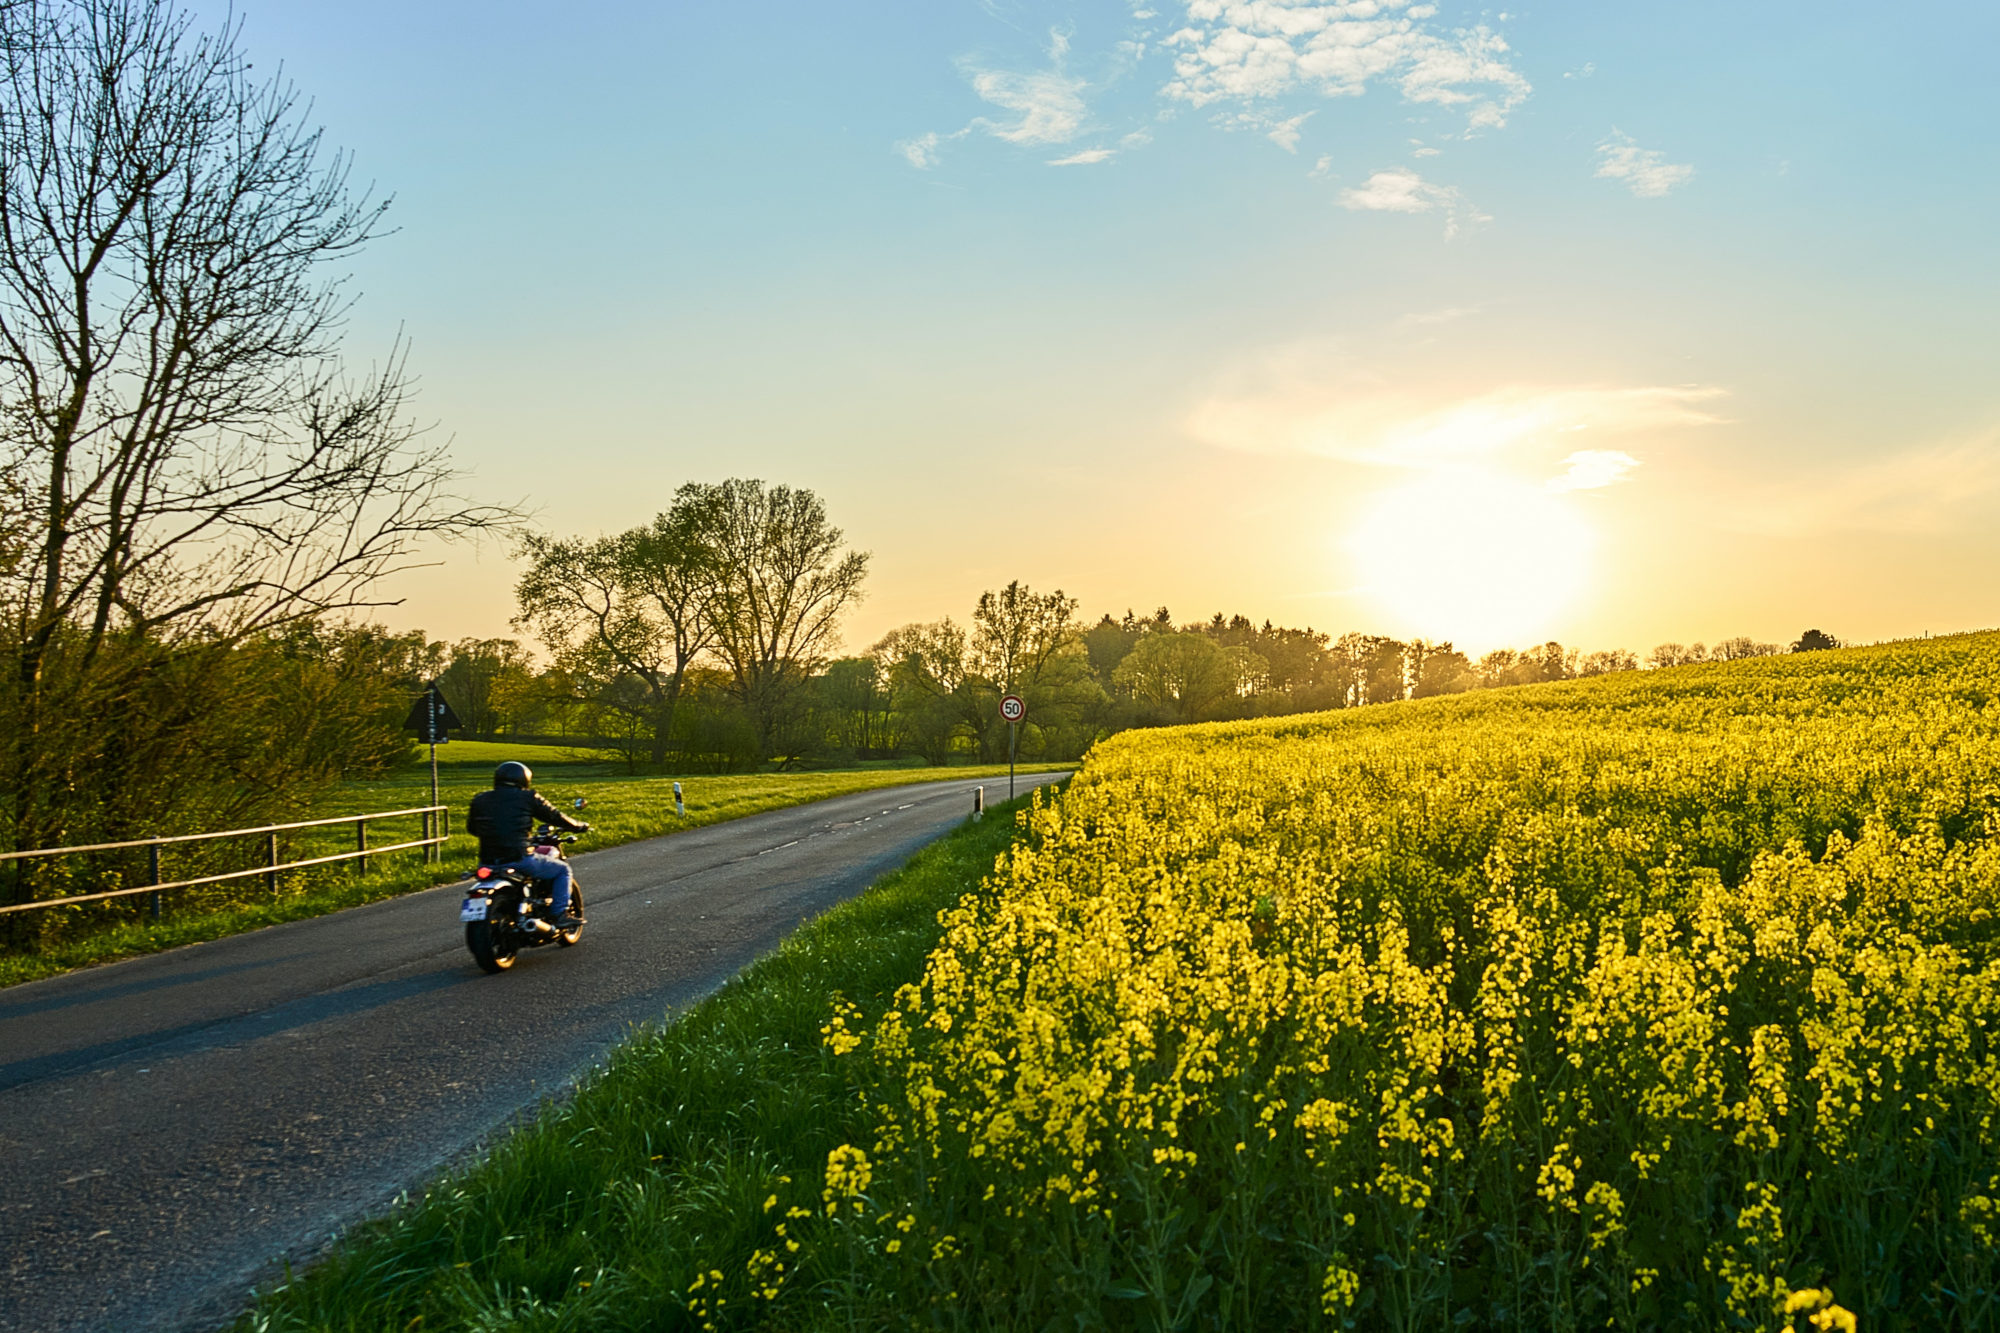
[[355, 818, 368, 876], [266, 832, 279, 895], [149, 844, 162, 919]]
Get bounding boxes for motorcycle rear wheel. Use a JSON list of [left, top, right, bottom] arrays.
[[556, 884, 585, 947], [466, 919, 518, 973]]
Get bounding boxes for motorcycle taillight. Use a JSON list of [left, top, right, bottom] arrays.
[[475, 866, 493, 879]]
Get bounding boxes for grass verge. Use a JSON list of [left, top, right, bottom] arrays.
[[234, 788, 1050, 1333], [1, 765, 1065, 989]]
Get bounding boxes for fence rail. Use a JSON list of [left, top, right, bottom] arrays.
[[0, 805, 448, 916]]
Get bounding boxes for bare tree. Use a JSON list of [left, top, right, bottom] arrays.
[[696, 479, 868, 758], [0, 0, 503, 866], [1576, 648, 1639, 676], [1714, 636, 1780, 660]]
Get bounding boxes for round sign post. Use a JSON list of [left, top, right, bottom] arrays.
[[999, 694, 1027, 799]]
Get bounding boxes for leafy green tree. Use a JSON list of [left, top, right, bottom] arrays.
[[875, 621, 980, 765], [1406, 640, 1476, 697], [694, 480, 870, 760], [1792, 629, 1841, 652], [818, 657, 893, 758], [970, 581, 1101, 759], [514, 486, 743, 765], [1334, 633, 1407, 705], [436, 639, 535, 738], [1113, 632, 1262, 724]]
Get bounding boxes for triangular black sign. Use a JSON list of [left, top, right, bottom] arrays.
[[403, 684, 463, 743]]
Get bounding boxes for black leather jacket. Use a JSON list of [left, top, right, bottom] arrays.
[[465, 786, 587, 864]]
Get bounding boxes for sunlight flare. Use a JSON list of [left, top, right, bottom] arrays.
[[1348, 469, 1594, 645]]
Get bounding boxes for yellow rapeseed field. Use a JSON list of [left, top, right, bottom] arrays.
[[770, 634, 2000, 1328]]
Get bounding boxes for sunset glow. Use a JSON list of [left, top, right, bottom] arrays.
[[1348, 470, 1595, 648]]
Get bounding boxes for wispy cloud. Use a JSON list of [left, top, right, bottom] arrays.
[[1396, 304, 1478, 328], [1730, 433, 2000, 536], [1049, 147, 1116, 165], [1218, 108, 1315, 151], [896, 131, 949, 169], [1338, 167, 1489, 237], [968, 70, 1087, 144], [1162, 0, 1531, 131], [1185, 350, 1727, 474], [898, 28, 1090, 169], [1595, 131, 1694, 197]]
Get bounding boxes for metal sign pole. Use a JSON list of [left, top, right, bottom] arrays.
[[428, 734, 439, 864], [998, 694, 1026, 802]]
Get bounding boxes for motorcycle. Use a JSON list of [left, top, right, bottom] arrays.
[[460, 797, 590, 974]]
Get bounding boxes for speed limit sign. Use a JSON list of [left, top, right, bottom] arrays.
[[999, 694, 1026, 722]]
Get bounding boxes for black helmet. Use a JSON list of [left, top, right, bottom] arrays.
[[493, 761, 533, 790]]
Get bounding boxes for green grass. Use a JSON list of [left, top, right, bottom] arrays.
[[234, 789, 1050, 1333], [0, 764, 1067, 989]]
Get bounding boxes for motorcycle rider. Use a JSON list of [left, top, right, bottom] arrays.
[[466, 761, 590, 931]]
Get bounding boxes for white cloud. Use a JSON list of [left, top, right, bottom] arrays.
[[1049, 147, 1116, 165], [1546, 449, 1641, 492], [1595, 131, 1694, 198], [1340, 167, 1446, 213], [1162, 0, 1531, 131], [1338, 166, 1489, 237], [1120, 128, 1155, 148], [1310, 153, 1334, 176], [1266, 110, 1313, 151]]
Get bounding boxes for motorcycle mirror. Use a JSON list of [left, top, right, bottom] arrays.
[[572, 797, 587, 810]]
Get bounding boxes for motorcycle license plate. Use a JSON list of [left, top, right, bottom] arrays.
[[460, 898, 488, 922]]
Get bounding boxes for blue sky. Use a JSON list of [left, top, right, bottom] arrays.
[[197, 0, 2000, 653]]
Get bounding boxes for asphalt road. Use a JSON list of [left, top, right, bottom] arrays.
[[0, 772, 1062, 1333]]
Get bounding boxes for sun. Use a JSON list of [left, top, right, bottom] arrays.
[[1346, 469, 1595, 647]]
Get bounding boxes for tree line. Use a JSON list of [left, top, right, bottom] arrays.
[[441, 493, 1843, 770]]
